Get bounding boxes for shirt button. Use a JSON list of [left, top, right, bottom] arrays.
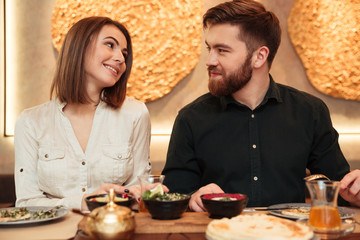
[[82, 161, 86, 165], [252, 144, 257, 149], [117, 154, 122, 159], [251, 114, 255, 118], [254, 176, 258, 181], [45, 154, 49, 158], [82, 188, 86, 192]]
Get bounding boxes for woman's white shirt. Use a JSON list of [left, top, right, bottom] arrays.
[[14, 97, 151, 209]]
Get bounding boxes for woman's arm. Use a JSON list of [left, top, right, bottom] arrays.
[[14, 111, 85, 209], [124, 103, 151, 187]]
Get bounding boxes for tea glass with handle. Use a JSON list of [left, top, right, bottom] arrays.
[[305, 180, 342, 230]]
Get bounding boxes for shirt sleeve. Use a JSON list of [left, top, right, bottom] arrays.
[[14, 111, 83, 209], [162, 110, 202, 194], [123, 103, 151, 187], [307, 100, 350, 181]]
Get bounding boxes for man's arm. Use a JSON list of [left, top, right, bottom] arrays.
[[162, 111, 202, 194], [304, 97, 360, 207], [307, 100, 350, 181]]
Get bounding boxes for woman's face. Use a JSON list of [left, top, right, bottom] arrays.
[[84, 24, 128, 94]]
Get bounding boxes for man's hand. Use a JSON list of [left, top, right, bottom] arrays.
[[340, 169, 360, 207], [189, 183, 224, 212]]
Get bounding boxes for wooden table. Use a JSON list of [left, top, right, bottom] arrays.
[[74, 210, 360, 240], [74, 212, 211, 240], [1, 208, 360, 240]]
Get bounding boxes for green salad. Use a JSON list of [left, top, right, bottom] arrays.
[[142, 191, 188, 201]]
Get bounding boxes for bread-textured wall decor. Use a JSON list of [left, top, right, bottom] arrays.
[[52, 0, 202, 102], [288, 0, 360, 101]]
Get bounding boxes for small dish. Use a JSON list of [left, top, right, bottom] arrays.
[[201, 193, 248, 219], [85, 193, 134, 211], [297, 218, 355, 239], [143, 194, 190, 220]]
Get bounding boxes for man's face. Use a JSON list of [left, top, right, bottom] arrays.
[[205, 23, 253, 97]]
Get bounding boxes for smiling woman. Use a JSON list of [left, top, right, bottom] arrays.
[[51, 0, 202, 103], [50, 17, 133, 109], [81, 25, 128, 103], [14, 17, 151, 211]]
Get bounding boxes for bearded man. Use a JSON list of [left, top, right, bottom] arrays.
[[161, 0, 360, 211]]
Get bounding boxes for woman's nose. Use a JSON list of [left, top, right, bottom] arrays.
[[115, 51, 125, 64]]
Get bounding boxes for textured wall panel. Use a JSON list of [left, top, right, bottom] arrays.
[[288, 0, 360, 101], [52, 0, 202, 102]]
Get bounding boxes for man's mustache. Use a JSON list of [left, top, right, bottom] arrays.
[[207, 65, 218, 72]]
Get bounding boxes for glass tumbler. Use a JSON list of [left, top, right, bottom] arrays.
[[137, 174, 165, 212], [305, 180, 341, 230]]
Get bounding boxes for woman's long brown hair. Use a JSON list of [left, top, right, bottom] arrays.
[[50, 16, 133, 108]]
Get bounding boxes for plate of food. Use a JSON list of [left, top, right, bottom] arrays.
[[0, 206, 69, 225], [206, 213, 319, 240], [268, 203, 355, 220]]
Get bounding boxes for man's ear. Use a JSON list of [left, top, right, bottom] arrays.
[[253, 46, 269, 68]]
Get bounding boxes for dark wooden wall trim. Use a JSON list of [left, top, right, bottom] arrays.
[[0, 174, 16, 207]]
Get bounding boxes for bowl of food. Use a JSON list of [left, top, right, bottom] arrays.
[[85, 193, 134, 211], [201, 193, 248, 219], [142, 190, 190, 220]]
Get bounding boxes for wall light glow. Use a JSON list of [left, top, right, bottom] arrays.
[[4, 0, 17, 136]]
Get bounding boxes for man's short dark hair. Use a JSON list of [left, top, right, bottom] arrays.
[[203, 0, 281, 68]]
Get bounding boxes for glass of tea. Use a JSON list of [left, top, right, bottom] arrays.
[[305, 180, 341, 231], [137, 174, 165, 213]]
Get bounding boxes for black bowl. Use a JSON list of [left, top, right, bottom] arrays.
[[143, 194, 190, 220], [85, 193, 134, 211], [201, 193, 248, 219]]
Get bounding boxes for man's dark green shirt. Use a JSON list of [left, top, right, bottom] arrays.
[[162, 76, 350, 207]]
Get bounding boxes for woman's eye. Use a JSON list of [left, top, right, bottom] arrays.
[[105, 42, 114, 48]]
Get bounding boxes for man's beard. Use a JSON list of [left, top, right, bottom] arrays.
[[208, 54, 253, 97]]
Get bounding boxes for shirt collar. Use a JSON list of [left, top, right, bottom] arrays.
[[55, 98, 106, 112], [261, 74, 283, 105], [55, 98, 66, 111], [220, 74, 283, 110]]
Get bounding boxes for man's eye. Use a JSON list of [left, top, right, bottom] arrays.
[[218, 49, 227, 53]]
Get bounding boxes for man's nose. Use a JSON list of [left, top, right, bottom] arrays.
[[206, 51, 218, 67]]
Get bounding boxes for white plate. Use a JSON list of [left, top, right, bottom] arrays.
[[0, 206, 69, 225], [268, 203, 355, 220], [206, 234, 320, 240], [207, 233, 320, 240]]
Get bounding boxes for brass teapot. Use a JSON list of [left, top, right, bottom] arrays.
[[86, 188, 135, 240]]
